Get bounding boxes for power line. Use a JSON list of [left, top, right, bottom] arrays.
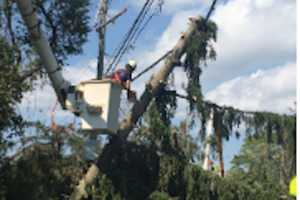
[[106, 0, 217, 79], [132, 50, 172, 81], [105, 0, 152, 74], [108, 1, 154, 72], [105, 0, 159, 74], [130, 0, 163, 46], [131, 0, 218, 81]]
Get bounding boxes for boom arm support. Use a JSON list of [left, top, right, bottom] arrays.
[[16, 0, 70, 108]]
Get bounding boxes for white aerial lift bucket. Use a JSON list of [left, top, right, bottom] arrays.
[[66, 79, 122, 134]]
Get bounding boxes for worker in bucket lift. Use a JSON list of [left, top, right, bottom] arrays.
[[109, 60, 137, 102]]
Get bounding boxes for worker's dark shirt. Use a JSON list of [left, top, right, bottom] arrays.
[[111, 69, 132, 82]]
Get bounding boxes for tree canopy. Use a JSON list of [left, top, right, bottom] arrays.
[[0, 0, 296, 199]]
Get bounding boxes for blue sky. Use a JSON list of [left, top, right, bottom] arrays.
[[19, 0, 296, 170]]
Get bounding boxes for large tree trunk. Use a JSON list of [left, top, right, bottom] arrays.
[[70, 16, 204, 200]]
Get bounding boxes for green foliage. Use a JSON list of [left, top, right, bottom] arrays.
[[154, 88, 177, 126], [247, 112, 295, 144], [96, 136, 160, 200], [87, 173, 123, 200], [184, 18, 217, 127], [85, 96, 295, 200], [148, 191, 172, 200], [0, 144, 85, 200], [0, 0, 90, 65], [0, 37, 30, 157], [158, 154, 187, 198], [35, 0, 91, 63], [210, 105, 243, 141], [227, 136, 293, 200]]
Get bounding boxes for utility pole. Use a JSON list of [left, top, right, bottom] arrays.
[[97, 0, 108, 79]]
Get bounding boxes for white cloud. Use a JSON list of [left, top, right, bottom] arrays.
[[205, 62, 296, 114], [254, 0, 274, 8], [129, 0, 209, 14], [202, 0, 296, 91], [131, 10, 198, 94], [134, 9, 197, 65], [63, 60, 96, 84]]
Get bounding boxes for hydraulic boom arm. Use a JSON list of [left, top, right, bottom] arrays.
[[16, 0, 70, 108]]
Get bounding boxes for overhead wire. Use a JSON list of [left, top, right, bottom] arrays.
[[131, 0, 164, 46], [105, 0, 152, 74], [131, 0, 218, 81], [121, 0, 155, 48], [105, 0, 158, 74], [132, 49, 172, 81]]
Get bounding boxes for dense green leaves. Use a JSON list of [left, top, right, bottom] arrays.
[[227, 136, 294, 200], [97, 136, 160, 200], [0, 0, 90, 65], [184, 18, 217, 126], [0, 144, 85, 200], [0, 37, 30, 158], [35, 0, 90, 63]]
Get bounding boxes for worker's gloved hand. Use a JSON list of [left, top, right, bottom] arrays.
[[127, 90, 137, 102]]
